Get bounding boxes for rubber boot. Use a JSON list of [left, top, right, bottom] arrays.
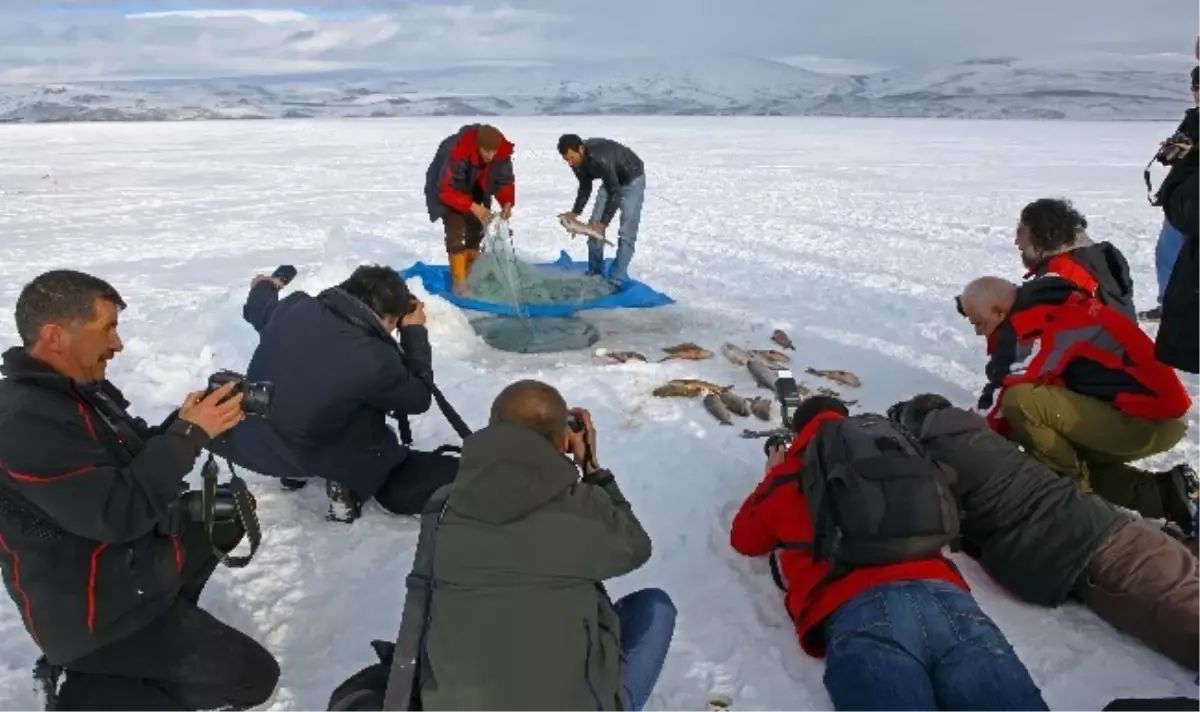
[[463, 247, 481, 275], [449, 251, 469, 295]]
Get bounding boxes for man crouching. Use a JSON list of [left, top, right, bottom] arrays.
[[413, 380, 676, 710], [0, 270, 279, 709], [730, 395, 1047, 711]]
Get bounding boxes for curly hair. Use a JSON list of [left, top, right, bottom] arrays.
[[1018, 198, 1088, 253]]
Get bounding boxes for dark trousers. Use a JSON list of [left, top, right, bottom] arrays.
[[441, 183, 488, 254], [373, 450, 461, 515], [55, 521, 280, 710]]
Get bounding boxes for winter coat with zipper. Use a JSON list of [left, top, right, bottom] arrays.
[[1024, 238, 1137, 323], [418, 423, 652, 711], [569, 137, 645, 226], [1155, 145, 1198, 374], [424, 124, 516, 223], [908, 404, 1132, 606], [0, 347, 210, 665]]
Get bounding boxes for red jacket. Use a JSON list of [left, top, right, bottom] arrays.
[[729, 411, 968, 658], [1023, 243, 1136, 323], [980, 276, 1192, 436], [436, 125, 516, 215]]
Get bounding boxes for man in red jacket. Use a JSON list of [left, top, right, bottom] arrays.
[[957, 274, 1195, 535], [730, 395, 1046, 711], [423, 124, 516, 293]]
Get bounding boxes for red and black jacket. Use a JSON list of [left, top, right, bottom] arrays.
[[979, 276, 1192, 436], [729, 410, 968, 658], [0, 347, 209, 665], [1024, 242, 1137, 323], [423, 124, 516, 223]]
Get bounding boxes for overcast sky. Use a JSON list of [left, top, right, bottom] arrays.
[[0, 0, 1196, 83]]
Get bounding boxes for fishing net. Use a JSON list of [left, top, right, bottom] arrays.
[[464, 219, 603, 354]]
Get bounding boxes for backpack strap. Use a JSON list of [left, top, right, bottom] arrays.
[[381, 485, 453, 710]]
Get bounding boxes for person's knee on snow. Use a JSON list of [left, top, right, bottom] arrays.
[[406, 378, 662, 710]]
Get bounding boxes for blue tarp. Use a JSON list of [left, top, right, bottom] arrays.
[[397, 250, 676, 318]]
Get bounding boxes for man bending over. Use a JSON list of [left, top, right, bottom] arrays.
[[956, 274, 1195, 535]]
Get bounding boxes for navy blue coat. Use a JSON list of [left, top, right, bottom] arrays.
[[210, 282, 434, 499]]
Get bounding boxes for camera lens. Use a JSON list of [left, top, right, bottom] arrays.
[[241, 382, 273, 416]]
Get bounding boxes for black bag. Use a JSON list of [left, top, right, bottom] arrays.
[[800, 413, 960, 572]]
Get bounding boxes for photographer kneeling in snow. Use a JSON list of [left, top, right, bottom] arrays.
[[889, 394, 1199, 671], [0, 269, 279, 710], [210, 265, 460, 523], [403, 379, 675, 711]]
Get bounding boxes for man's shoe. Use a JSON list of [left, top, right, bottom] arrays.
[[1139, 306, 1163, 321], [326, 481, 362, 523], [1158, 464, 1198, 538], [280, 477, 308, 491]]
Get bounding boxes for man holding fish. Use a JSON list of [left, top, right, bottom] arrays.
[[556, 133, 646, 289]]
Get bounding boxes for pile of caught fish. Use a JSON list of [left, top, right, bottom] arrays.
[[637, 329, 864, 435]]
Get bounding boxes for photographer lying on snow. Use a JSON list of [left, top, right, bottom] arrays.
[[728, 393, 1046, 711], [0, 270, 279, 710], [209, 265, 461, 523]]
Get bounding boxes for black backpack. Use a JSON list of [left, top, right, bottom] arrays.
[[800, 413, 960, 574]]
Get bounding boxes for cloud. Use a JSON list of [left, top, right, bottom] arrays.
[[1, 0, 1195, 83]]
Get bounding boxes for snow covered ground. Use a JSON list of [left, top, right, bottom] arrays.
[[0, 116, 1196, 710]]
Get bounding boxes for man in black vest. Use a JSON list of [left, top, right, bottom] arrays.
[[558, 133, 646, 289], [0, 269, 279, 709]]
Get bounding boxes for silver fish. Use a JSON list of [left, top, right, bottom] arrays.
[[746, 356, 777, 390], [719, 391, 750, 417], [750, 396, 772, 421], [559, 213, 616, 246], [703, 393, 734, 425], [721, 342, 752, 366], [748, 349, 791, 369]]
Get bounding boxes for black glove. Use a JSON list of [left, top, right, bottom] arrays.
[[791, 395, 849, 434]]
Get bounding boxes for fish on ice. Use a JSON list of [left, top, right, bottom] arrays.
[[652, 379, 733, 398], [703, 393, 734, 425]]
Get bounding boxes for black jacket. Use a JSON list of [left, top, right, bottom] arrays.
[[571, 138, 645, 226], [209, 282, 433, 499], [1025, 242, 1136, 323], [913, 405, 1131, 606], [0, 347, 210, 664], [1155, 146, 1198, 373]]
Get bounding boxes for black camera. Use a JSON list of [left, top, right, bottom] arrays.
[[1155, 132, 1194, 166], [567, 413, 585, 433], [206, 370, 273, 417], [179, 484, 239, 523], [762, 370, 802, 455]]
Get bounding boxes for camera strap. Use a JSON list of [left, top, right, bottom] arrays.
[[201, 454, 262, 569], [1144, 155, 1158, 205]]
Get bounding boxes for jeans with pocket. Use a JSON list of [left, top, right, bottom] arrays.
[[587, 174, 646, 284], [614, 587, 677, 711], [1155, 217, 1187, 305], [822, 580, 1047, 711]]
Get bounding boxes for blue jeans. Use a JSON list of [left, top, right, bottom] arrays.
[[614, 587, 676, 711], [822, 580, 1047, 711], [1155, 217, 1186, 305], [587, 174, 646, 284]]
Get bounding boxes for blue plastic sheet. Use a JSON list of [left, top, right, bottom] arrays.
[[397, 251, 675, 317]]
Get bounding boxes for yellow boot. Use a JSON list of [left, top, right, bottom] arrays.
[[449, 251, 469, 294], [463, 247, 481, 274]]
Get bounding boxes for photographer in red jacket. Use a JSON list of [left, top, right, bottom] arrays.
[[730, 395, 1045, 711]]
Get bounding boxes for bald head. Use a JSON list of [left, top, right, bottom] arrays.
[[959, 276, 1018, 337], [489, 379, 569, 446]]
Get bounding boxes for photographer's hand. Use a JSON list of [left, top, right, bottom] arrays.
[[568, 407, 601, 475], [401, 300, 427, 328], [765, 443, 787, 474], [251, 274, 285, 290], [178, 382, 245, 439]]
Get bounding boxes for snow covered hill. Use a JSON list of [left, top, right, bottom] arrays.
[[0, 53, 1194, 123]]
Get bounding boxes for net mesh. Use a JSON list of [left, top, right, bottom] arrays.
[[463, 220, 604, 353], [463, 221, 612, 309]]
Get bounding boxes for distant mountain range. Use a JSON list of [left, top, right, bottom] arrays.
[[0, 54, 1194, 123]]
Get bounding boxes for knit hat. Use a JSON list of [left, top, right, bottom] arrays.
[[790, 395, 849, 434], [476, 125, 504, 152]]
